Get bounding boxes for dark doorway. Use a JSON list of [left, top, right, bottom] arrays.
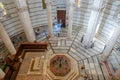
[[57, 10, 66, 28]]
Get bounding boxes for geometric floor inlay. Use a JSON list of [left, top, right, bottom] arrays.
[[46, 53, 79, 80], [27, 56, 45, 75], [50, 55, 71, 76]]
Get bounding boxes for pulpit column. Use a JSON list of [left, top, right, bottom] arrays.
[[0, 22, 16, 55], [15, 0, 36, 42], [83, 0, 105, 48], [45, 0, 54, 37], [67, 0, 75, 38]]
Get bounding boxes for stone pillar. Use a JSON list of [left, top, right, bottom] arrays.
[[0, 68, 5, 79], [15, 0, 36, 42], [0, 22, 16, 55], [45, 0, 54, 37], [100, 25, 120, 61], [83, 0, 105, 48], [67, 0, 75, 38]]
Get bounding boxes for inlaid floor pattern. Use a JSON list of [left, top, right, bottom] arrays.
[[49, 37, 73, 53], [17, 28, 120, 80], [46, 28, 120, 80]]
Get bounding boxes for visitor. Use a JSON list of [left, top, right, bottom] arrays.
[[57, 23, 61, 37], [53, 22, 61, 37], [35, 29, 40, 36]]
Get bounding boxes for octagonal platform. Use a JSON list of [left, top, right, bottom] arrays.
[[50, 55, 71, 76], [46, 54, 79, 80]]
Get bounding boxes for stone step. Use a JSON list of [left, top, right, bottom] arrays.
[[53, 49, 68, 53], [92, 47, 102, 54], [37, 36, 47, 41], [49, 40, 58, 44], [72, 42, 95, 57], [52, 46, 69, 50], [76, 48, 91, 58], [73, 39, 101, 55]]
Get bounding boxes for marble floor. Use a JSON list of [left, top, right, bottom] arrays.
[[47, 28, 120, 80], [16, 28, 120, 80], [16, 52, 46, 80]]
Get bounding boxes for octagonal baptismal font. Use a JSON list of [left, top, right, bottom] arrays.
[[50, 55, 71, 76], [46, 54, 79, 80]]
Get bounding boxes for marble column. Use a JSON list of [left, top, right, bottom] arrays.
[[67, 0, 75, 38], [45, 0, 54, 37], [0, 22, 16, 55], [83, 0, 105, 48], [0, 68, 5, 79], [100, 24, 120, 61], [15, 0, 36, 42]]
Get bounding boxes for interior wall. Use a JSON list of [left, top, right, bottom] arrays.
[[27, 0, 57, 28], [0, 0, 120, 65], [1, 1, 24, 37], [56, 0, 66, 10], [65, 0, 93, 32], [70, 0, 120, 44], [73, 0, 93, 30], [0, 0, 25, 58], [0, 0, 57, 61], [95, 0, 120, 43]]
